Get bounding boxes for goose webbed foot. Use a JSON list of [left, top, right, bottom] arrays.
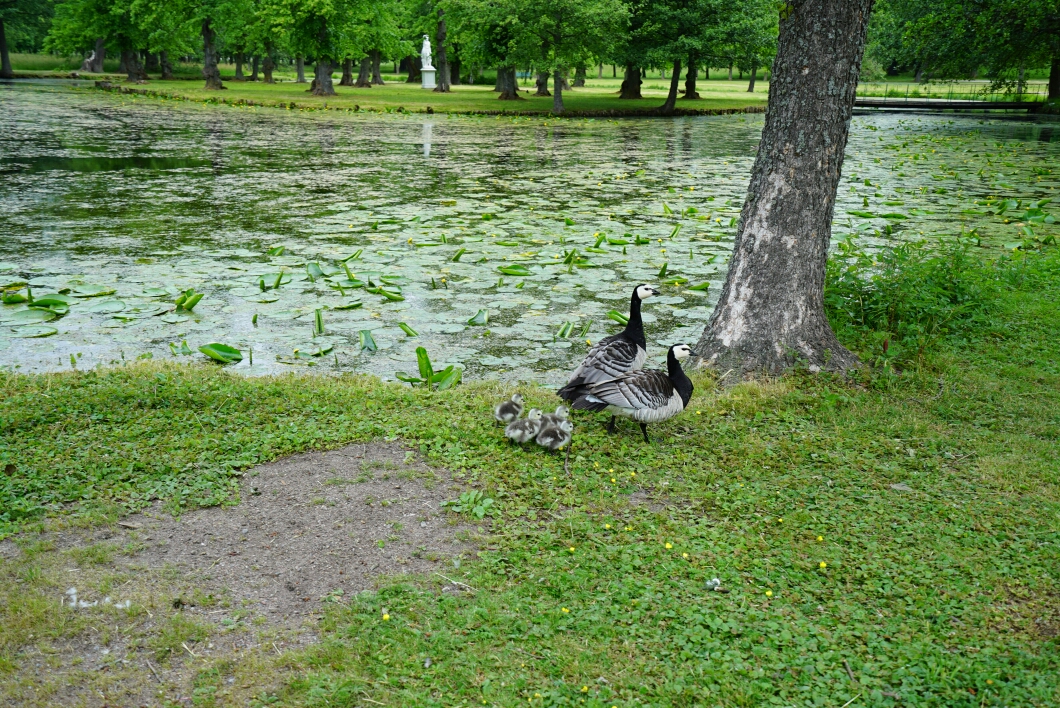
[[606, 415, 616, 434], [639, 422, 650, 443]]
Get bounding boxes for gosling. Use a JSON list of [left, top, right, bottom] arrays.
[[504, 408, 542, 444], [493, 393, 524, 425], [540, 405, 569, 428], [535, 419, 573, 451]]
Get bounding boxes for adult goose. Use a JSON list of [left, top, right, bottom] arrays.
[[568, 344, 694, 442], [557, 284, 659, 401]]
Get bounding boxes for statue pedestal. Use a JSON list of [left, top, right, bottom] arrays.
[[421, 68, 436, 90]]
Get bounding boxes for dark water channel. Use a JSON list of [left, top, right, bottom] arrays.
[[2, 82, 1058, 380]]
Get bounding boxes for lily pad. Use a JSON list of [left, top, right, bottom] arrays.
[[199, 343, 243, 363], [467, 309, 489, 326], [12, 309, 56, 323], [161, 313, 190, 324], [86, 299, 126, 314], [72, 285, 117, 298], [11, 324, 58, 338]]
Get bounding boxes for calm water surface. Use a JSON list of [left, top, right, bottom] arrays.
[[1, 82, 1058, 379]]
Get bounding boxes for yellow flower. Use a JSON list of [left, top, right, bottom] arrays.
[[819, 561, 827, 569], [608, 468, 614, 473], [777, 518, 783, 523], [611, 477, 616, 483], [605, 524, 611, 529], [765, 590, 773, 597], [581, 685, 589, 692], [382, 613, 390, 620], [594, 461, 599, 468], [569, 546, 576, 552], [682, 553, 689, 559], [625, 526, 632, 531], [817, 535, 824, 541], [696, 410, 701, 415], [665, 542, 673, 549], [586, 339, 592, 345], [561, 607, 570, 613]]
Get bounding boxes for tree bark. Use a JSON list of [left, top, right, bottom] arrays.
[[728, 61, 733, 80], [659, 59, 681, 114], [371, 50, 384, 84], [311, 59, 335, 96], [497, 66, 522, 100], [747, 58, 757, 92], [145, 52, 159, 74], [406, 56, 421, 83], [160, 50, 173, 79], [118, 52, 128, 74], [573, 65, 586, 87], [354, 57, 371, 87], [450, 51, 461, 84], [234, 52, 245, 80], [552, 68, 564, 113], [339, 58, 353, 85], [0, 19, 12, 79], [494, 69, 503, 91], [202, 19, 224, 90], [619, 63, 642, 99], [122, 49, 147, 82], [80, 38, 105, 73], [682, 54, 700, 99], [694, 0, 871, 377], [295, 56, 306, 83], [250, 55, 260, 81], [263, 54, 275, 83], [433, 10, 450, 92], [597, 63, 603, 79], [534, 71, 550, 96], [1050, 50, 1059, 101]]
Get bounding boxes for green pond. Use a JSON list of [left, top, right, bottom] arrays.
[[1, 81, 1058, 381]]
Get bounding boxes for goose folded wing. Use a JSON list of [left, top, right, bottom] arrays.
[[585, 370, 674, 410], [572, 336, 644, 384]]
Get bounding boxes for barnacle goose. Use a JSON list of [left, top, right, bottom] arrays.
[[556, 284, 660, 402], [569, 344, 694, 442], [494, 393, 524, 424], [504, 408, 543, 443], [536, 419, 574, 451]]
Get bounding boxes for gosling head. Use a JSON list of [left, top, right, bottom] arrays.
[[671, 343, 694, 360], [510, 392, 524, 405], [526, 408, 543, 420], [635, 284, 661, 301], [558, 420, 574, 433], [553, 405, 569, 419]]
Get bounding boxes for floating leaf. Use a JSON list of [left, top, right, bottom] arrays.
[[198, 343, 243, 363], [31, 302, 69, 316], [467, 309, 489, 326], [1, 291, 27, 305], [181, 293, 204, 311], [334, 300, 363, 310], [846, 210, 875, 218], [11, 309, 56, 323], [881, 213, 908, 220], [359, 329, 378, 352], [564, 217, 575, 226], [87, 299, 126, 314], [161, 313, 190, 324], [398, 322, 419, 337], [688, 282, 711, 291], [607, 310, 630, 325], [307, 262, 324, 280], [497, 265, 531, 276], [33, 294, 76, 306], [266, 245, 286, 256], [434, 366, 462, 390], [72, 284, 116, 298], [607, 236, 629, 245], [11, 324, 57, 338]]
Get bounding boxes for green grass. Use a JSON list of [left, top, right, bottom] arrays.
[[2, 248, 1059, 705]]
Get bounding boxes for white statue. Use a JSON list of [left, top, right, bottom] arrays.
[[421, 34, 434, 70]]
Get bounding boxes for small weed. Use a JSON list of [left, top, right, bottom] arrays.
[[442, 490, 495, 519]]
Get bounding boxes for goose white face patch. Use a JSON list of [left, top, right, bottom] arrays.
[[636, 284, 657, 300], [672, 344, 693, 359]]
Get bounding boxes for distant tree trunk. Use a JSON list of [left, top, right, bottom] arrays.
[[355, 57, 371, 87], [339, 58, 353, 86], [598, 63, 603, 78], [234, 52, 245, 80], [450, 51, 461, 84], [295, 56, 306, 83], [406, 56, 421, 82], [682, 54, 700, 99], [371, 50, 384, 84], [573, 65, 586, 87], [705, 65, 709, 79], [497, 66, 522, 100], [145, 52, 159, 74], [434, 10, 450, 92], [612, 64, 616, 77], [1017, 64, 1025, 99], [659, 59, 680, 114], [250, 55, 260, 81], [619, 64, 642, 99], [0, 21, 12, 79], [534, 71, 550, 96], [118, 52, 128, 74], [122, 49, 147, 82], [494, 69, 503, 91], [739, 67, 743, 80], [553, 68, 564, 113], [263, 54, 275, 83], [747, 59, 757, 92], [202, 19, 224, 90], [914, 64, 924, 83], [694, 0, 871, 377], [79, 38, 105, 73], [160, 50, 173, 79], [641, 66, 646, 78], [311, 59, 336, 96], [728, 61, 733, 80], [1050, 50, 1059, 101]]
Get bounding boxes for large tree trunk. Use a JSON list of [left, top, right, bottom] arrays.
[[250, 55, 260, 81], [659, 59, 680, 114], [405, 56, 421, 82], [311, 59, 336, 96], [534, 71, 550, 96], [295, 56, 306, 83], [234, 52, 245, 80], [494, 69, 503, 91], [1050, 50, 1059, 101], [371, 50, 384, 84], [202, 19, 224, 90], [682, 54, 700, 99], [354, 57, 371, 87], [694, 0, 871, 376], [160, 50, 173, 79], [497, 66, 522, 100], [552, 68, 564, 113], [118, 52, 128, 74], [433, 10, 450, 92], [339, 58, 353, 85], [80, 38, 105, 73], [263, 54, 275, 83], [0, 19, 11, 79], [573, 65, 586, 87], [122, 49, 147, 82], [619, 64, 642, 99], [747, 58, 757, 92]]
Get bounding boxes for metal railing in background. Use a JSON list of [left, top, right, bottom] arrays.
[[855, 80, 1048, 104]]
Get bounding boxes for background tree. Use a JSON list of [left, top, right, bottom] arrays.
[[695, 0, 873, 376], [2, 0, 56, 77]]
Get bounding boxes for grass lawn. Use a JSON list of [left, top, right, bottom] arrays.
[[2, 246, 1059, 705]]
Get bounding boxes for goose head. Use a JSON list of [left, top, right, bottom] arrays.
[[526, 408, 543, 420], [510, 392, 524, 405], [671, 343, 693, 360], [552, 405, 569, 419], [634, 284, 660, 301], [558, 420, 574, 433]]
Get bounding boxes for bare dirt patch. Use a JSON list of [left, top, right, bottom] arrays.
[[0, 442, 479, 707]]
